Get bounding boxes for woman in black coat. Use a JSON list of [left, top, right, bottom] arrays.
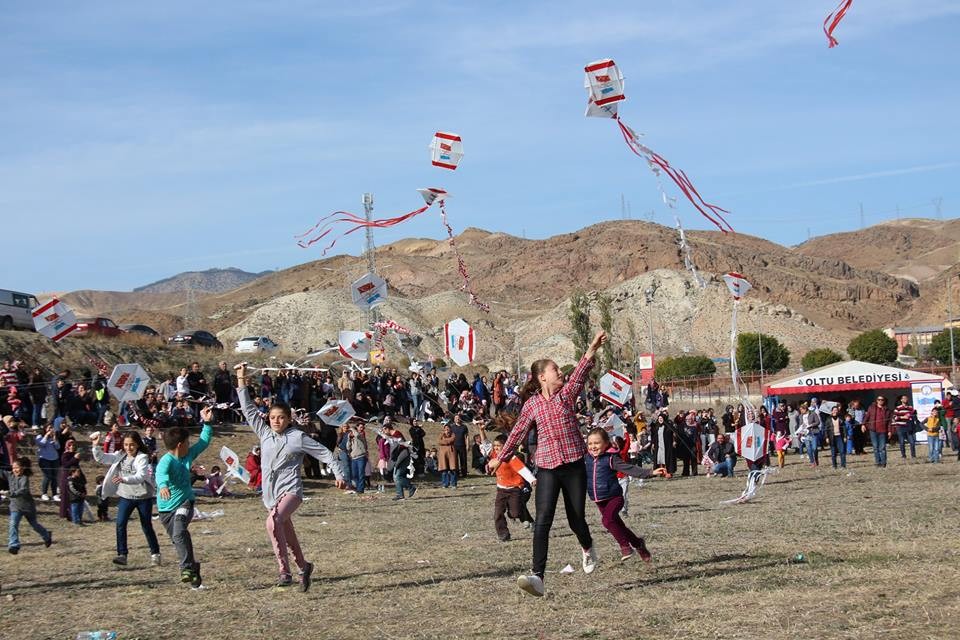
[[650, 413, 676, 474]]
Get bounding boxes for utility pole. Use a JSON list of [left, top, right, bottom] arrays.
[[949, 265, 957, 381], [757, 305, 765, 390], [933, 197, 943, 220], [362, 193, 381, 328], [859, 202, 865, 229], [621, 193, 626, 220], [644, 287, 655, 356], [626, 201, 632, 220]]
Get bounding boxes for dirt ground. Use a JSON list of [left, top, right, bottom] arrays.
[[1, 421, 958, 640]]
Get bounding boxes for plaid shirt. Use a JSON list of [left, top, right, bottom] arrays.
[[498, 355, 594, 469]]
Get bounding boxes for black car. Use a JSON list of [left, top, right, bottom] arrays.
[[120, 323, 160, 337], [167, 329, 223, 350]]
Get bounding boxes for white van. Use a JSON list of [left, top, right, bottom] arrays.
[[0, 289, 40, 331]]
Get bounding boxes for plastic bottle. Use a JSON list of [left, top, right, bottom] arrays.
[[76, 632, 118, 640]]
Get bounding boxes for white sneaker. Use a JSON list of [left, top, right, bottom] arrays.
[[517, 574, 544, 597], [40, 495, 51, 502], [52, 495, 61, 503], [151, 553, 162, 566], [582, 547, 598, 574]]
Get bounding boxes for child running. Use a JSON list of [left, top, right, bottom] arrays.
[[489, 331, 606, 597], [585, 428, 665, 562], [156, 406, 214, 588], [487, 434, 535, 542], [235, 363, 346, 592], [5, 457, 53, 554]]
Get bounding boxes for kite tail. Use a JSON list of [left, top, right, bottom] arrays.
[[675, 217, 706, 289], [615, 118, 733, 233], [438, 201, 490, 313], [296, 205, 432, 255], [823, 0, 854, 48]]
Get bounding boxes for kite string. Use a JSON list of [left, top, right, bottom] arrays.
[[729, 300, 756, 420], [438, 201, 490, 313], [823, 0, 854, 48]]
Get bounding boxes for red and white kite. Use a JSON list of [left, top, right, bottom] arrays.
[[316, 399, 356, 427], [296, 188, 488, 312], [350, 272, 388, 311], [823, 0, 854, 48], [734, 422, 770, 463], [31, 298, 79, 342], [599, 370, 633, 408], [444, 318, 475, 367], [722, 272, 752, 301], [107, 363, 151, 403], [219, 446, 250, 485], [338, 330, 373, 360], [600, 412, 626, 439], [583, 58, 733, 233], [430, 132, 464, 170]]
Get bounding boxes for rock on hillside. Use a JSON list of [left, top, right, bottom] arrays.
[[134, 268, 272, 294]]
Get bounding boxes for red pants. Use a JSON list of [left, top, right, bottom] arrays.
[[595, 495, 644, 554]]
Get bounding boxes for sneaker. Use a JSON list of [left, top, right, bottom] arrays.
[[44, 533, 53, 548], [582, 547, 598, 574], [299, 562, 314, 593], [151, 553, 162, 566], [277, 573, 293, 587], [391, 496, 405, 501], [112, 555, 128, 566], [40, 495, 50, 502], [408, 485, 417, 499], [635, 539, 652, 563], [621, 548, 636, 563], [8, 546, 19, 555], [517, 574, 544, 597], [180, 568, 195, 584], [52, 495, 61, 502], [523, 521, 532, 530], [191, 563, 202, 588], [498, 535, 512, 543]]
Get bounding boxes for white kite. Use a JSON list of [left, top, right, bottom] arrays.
[[338, 330, 373, 360], [219, 446, 250, 485], [733, 422, 770, 463], [599, 370, 633, 408], [317, 399, 356, 427], [31, 298, 79, 342], [107, 364, 151, 403], [350, 273, 388, 311], [600, 412, 626, 439], [444, 318, 475, 367], [584, 59, 626, 111], [429, 132, 464, 171]]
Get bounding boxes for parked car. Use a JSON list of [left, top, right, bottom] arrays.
[[0, 289, 40, 330], [234, 336, 279, 354], [168, 329, 223, 350], [73, 316, 124, 337], [120, 323, 160, 337]]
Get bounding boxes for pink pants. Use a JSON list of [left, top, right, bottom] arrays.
[[267, 494, 306, 576]]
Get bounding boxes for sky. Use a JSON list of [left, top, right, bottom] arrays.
[[3, 0, 959, 293]]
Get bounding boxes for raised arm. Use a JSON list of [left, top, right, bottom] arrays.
[[90, 434, 120, 465], [235, 363, 269, 439], [559, 331, 605, 405]]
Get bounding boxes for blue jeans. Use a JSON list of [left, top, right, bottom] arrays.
[[441, 469, 458, 487], [805, 435, 819, 465], [116, 497, 161, 556], [338, 450, 352, 486], [829, 438, 847, 468], [393, 464, 413, 497], [928, 436, 943, 462], [713, 458, 736, 477], [350, 456, 368, 493], [8, 511, 50, 550], [70, 501, 84, 524], [31, 402, 44, 427], [897, 427, 917, 458], [869, 431, 888, 466]]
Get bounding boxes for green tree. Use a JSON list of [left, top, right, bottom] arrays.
[[736, 332, 790, 374], [930, 328, 960, 364], [655, 355, 717, 380], [847, 329, 898, 364], [900, 343, 916, 356], [568, 290, 592, 361], [801, 348, 844, 370], [597, 293, 615, 373]]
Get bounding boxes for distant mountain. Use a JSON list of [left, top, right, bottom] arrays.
[[134, 268, 272, 294]]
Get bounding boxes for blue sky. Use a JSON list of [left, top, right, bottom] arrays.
[[3, 1, 959, 293]]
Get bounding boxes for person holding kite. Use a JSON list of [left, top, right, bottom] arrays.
[[235, 363, 347, 592], [489, 331, 607, 597]]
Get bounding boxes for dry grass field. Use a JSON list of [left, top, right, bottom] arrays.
[[1, 421, 958, 640]]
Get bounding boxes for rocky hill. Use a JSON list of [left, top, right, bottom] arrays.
[[133, 267, 272, 294]]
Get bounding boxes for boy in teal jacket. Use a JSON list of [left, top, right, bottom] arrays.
[[156, 406, 213, 588]]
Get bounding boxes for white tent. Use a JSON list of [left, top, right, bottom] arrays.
[[763, 360, 952, 398]]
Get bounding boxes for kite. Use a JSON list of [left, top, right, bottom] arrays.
[[823, 0, 854, 48], [583, 58, 733, 233], [31, 298, 79, 342], [599, 370, 633, 408], [338, 330, 373, 360], [599, 412, 626, 439], [721, 467, 779, 505], [430, 132, 464, 170], [722, 272, 755, 418], [107, 363, 151, 403], [733, 422, 770, 463], [219, 446, 251, 486], [350, 273, 388, 311], [296, 188, 489, 312], [675, 217, 706, 289], [317, 399, 356, 427], [444, 317, 475, 367]]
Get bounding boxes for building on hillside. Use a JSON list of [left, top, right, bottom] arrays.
[[884, 325, 944, 355]]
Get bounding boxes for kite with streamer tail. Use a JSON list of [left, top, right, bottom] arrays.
[[721, 467, 778, 505], [722, 272, 755, 417], [675, 217, 706, 289], [583, 58, 733, 233], [296, 188, 489, 312], [823, 0, 854, 48]]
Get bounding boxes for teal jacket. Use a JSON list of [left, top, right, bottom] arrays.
[[155, 424, 213, 512]]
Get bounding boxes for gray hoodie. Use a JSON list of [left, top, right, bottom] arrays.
[[4, 471, 37, 514], [239, 388, 343, 509]]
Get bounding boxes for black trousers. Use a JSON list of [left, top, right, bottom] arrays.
[[494, 487, 534, 540], [455, 446, 468, 476], [532, 460, 592, 578]]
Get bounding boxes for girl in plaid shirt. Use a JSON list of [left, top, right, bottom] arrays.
[[490, 331, 607, 597]]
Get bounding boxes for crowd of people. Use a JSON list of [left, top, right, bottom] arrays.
[[1, 352, 958, 597]]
